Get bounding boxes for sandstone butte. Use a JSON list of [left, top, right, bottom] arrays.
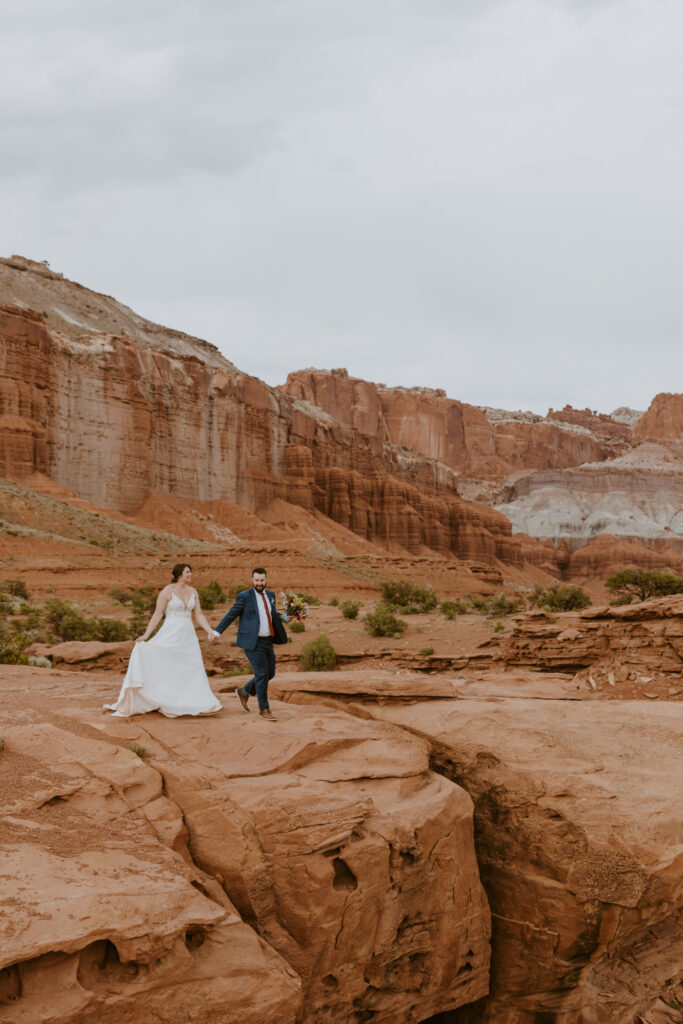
[[1, 255, 682, 1023]]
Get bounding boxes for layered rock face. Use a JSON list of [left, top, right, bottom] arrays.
[[0, 261, 537, 566], [283, 369, 683, 564], [500, 595, 683, 687], [494, 443, 683, 544], [0, 667, 491, 1023], [283, 369, 623, 486]]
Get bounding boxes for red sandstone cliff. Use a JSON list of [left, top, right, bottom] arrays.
[[283, 368, 627, 485], [0, 261, 530, 568], [633, 392, 683, 444]]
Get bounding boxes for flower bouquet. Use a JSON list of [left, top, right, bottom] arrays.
[[280, 591, 309, 622]]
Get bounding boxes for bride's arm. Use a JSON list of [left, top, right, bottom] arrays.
[[192, 590, 215, 641], [136, 586, 171, 643]]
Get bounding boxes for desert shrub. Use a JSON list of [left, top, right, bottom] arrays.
[[300, 633, 337, 671], [220, 667, 250, 677], [494, 622, 506, 633], [27, 655, 51, 668], [108, 586, 131, 604], [299, 593, 321, 606], [43, 599, 128, 643], [96, 618, 130, 642], [197, 580, 227, 610], [440, 599, 468, 619], [131, 586, 157, 614], [363, 602, 408, 638], [328, 596, 339, 607], [227, 583, 249, 601], [528, 584, 590, 613], [605, 568, 683, 603], [44, 599, 99, 641], [340, 600, 362, 620], [290, 619, 306, 633], [380, 581, 437, 614], [609, 593, 635, 606], [419, 646, 434, 656], [0, 628, 31, 665], [128, 743, 149, 758], [469, 593, 522, 617], [1, 579, 31, 601]]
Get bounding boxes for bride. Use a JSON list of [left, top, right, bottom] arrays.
[[105, 563, 223, 718]]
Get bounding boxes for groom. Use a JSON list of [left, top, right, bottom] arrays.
[[212, 568, 282, 722]]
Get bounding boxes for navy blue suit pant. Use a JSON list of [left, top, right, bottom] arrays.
[[241, 637, 275, 710]]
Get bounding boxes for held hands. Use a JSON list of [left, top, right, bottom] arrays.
[[207, 630, 218, 643]]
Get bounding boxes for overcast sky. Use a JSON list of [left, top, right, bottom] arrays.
[[2, 0, 681, 413]]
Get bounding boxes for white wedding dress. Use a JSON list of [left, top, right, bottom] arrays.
[[105, 592, 222, 718]]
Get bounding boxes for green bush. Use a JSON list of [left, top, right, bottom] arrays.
[[299, 592, 321, 606], [1, 579, 31, 601], [290, 619, 306, 633], [227, 583, 249, 601], [108, 586, 131, 604], [363, 602, 408, 637], [44, 599, 129, 643], [131, 586, 157, 614], [129, 743, 149, 758], [0, 629, 31, 665], [440, 599, 468, 619], [340, 600, 362, 620], [44, 599, 99, 641], [328, 596, 339, 607], [528, 584, 591, 613], [605, 568, 683, 603], [197, 580, 228, 610], [97, 618, 130, 642], [380, 581, 437, 614], [419, 646, 434, 656], [300, 633, 337, 671], [469, 593, 522, 617], [494, 622, 506, 633]]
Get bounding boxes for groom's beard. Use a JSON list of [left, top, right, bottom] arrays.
[[253, 584, 266, 593]]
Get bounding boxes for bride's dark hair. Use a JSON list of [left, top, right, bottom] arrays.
[[171, 563, 192, 582]]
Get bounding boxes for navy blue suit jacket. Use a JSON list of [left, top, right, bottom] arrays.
[[215, 588, 280, 651]]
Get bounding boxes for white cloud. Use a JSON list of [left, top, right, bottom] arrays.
[[1, 0, 681, 412]]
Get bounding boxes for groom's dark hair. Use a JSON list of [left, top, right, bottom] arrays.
[[252, 567, 267, 577]]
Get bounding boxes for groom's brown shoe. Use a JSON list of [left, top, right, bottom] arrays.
[[259, 708, 277, 722], [235, 687, 250, 713]]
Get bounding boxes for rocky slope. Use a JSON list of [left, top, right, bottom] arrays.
[[0, 666, 490, 1024]]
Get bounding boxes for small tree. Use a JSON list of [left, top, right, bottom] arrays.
[[605, 568, 683, 603], [363, 602, 407, 637], [300, 634, 337, 671]]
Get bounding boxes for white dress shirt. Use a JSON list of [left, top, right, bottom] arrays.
[[255, 588, 272, 636]]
